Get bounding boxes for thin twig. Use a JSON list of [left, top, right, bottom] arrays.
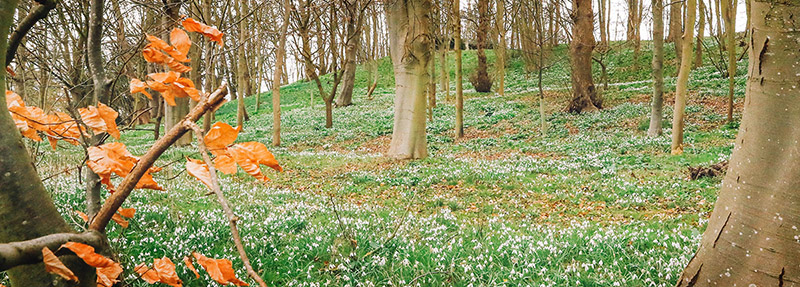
[[188, 122, 268, 287]]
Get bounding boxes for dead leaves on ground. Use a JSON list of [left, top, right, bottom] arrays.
[[5, 90, 120, 147], [187, 122, 283, 190]]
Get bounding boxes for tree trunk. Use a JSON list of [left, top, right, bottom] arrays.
[[236, 0, 249, 128], [453, 0, 464, 138], [694, 0, 706, 69], [272, 0, 291, 147], [677, 1, 800, 284], [470, 0, 492, 93], [386, 0, 432, 159], [85, 0, 106, 219], [495, 0, 506, 96], [567, 0, 601, 113], [722, 0, 736, 123], [668, 0, 683, 43], [670, 0, 695, 155], [649, 0, 665, 137], [1, 2, 97, 285], [336, 0, 365, 107], [162, 0, 191, 146]]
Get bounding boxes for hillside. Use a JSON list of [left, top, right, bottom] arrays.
[[38, 40, 748, 286]]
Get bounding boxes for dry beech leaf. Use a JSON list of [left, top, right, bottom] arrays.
[[75, 210, 89, 222], [228, 142, 283, 182], [183, 256, 200, 279], [97, 103, 120, 139], [213, 154, 237, 175], [182, 17, 224, 46], [86, 142, 163, 192], [234, 142, 283, 172], [118, 207, 136, 218], [77, 103, 120, 139], [111, 213, 129, 228], [97, 263, 123, 287], [135, 264, 161, 284], [192, 252, 249, 286], [130, 78, 153, 99], [170, 28, 192, 62], [204, 122, 240, 156], [42, 247, 79, 282], [154, 257, 183, 287], [186, 158, 214, 190], [60, 242, 116, 268], [147, 71, 180, 84]]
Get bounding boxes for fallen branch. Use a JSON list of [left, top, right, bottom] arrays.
[[0, 231, 104, 271], [89, 83, 228, 232], [188, 122, 268, 287]]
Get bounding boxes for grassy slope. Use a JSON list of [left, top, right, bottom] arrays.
[[21, 39, 748, 287]]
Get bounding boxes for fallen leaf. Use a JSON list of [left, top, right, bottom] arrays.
[[42, 247, 79, 282]]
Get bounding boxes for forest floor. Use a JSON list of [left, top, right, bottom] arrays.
[[27, 40, 748, 286]]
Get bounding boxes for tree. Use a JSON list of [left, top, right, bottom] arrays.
[[336, 0, 370, 107], [469, 0, 492, 93], [721, 0, 736, 123], [162, 0, 192, 146], [669, 0, 683, 66], [237, 0, 251, 128], [386, 0, 432, 159], [454, 0, 464, 138], [694, 0, 706, 69], [671, 0, 696, 155], [272, 0, 291, 147], [495, 0, 506, 96], [648, 0, 665, 137], [566, 0, 601, 113], [677, 1, 800, 284]]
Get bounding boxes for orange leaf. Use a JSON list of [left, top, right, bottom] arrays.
[[75, 210, 89, 222], [97, 103, 120, 139], [78, 105, 107, 135], [97, 263, 123, 287], [186, 158, 214, 190], [147, 71, 180, 84], [170, 28, 192, 62], [86, 142, 163, 191], [214, 154, 237, 175], [143, 44, 168, 63], [183, 256, 200, 279], [166, 57, 192, 73], [111, 213, 129, 228], [45, 112, 83, 148], [42, 247, 79, 282], [61, 242, 116, 268], [118, 207, 136, 218], [234, 142, 283, 172], [204, 122, 240, 156], [182, 18, 224, 46], [135, 264, 161, 284], [228, 145, 269, 182], [130, 78, 153, 99], [6, 66, 15, 77], [154, 257, 183, 287], [192, 252, 249, 286], [173, 77, 202, 102]]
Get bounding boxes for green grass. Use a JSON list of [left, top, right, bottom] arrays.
[[6, 38, 749, 286]]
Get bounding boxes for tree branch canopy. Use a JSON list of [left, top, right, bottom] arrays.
[[5, 0, 57, 66]]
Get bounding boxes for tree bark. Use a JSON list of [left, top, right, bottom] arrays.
[[567, 0, 601, 113], [336, 0, 366, 107], [237, 0, 249, 129], [670, 0, 695, 155], [85, 0, 106, 219], [470, 0, 492, 93], [649, 0, 665, 137], [1, 2, 97, 285], [495, 0, 506, 96], [694, 0, 706, 69], [722, 0, 736, 123], [387, 0, 432, 159], [453, 0, 464, 138], [677, 1, 800, 285], [162, 0, 191, 146], [272, 0, 291, 147]]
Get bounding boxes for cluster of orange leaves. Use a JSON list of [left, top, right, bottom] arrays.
[[41, 242, 123, 287], [186, 122, 283, 190], [86, 142, 163, 192], [134, 253, 248, 286], [5, 90, 120, 149], [75, 207, 135, 228], [130, 17, 222, 106]]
